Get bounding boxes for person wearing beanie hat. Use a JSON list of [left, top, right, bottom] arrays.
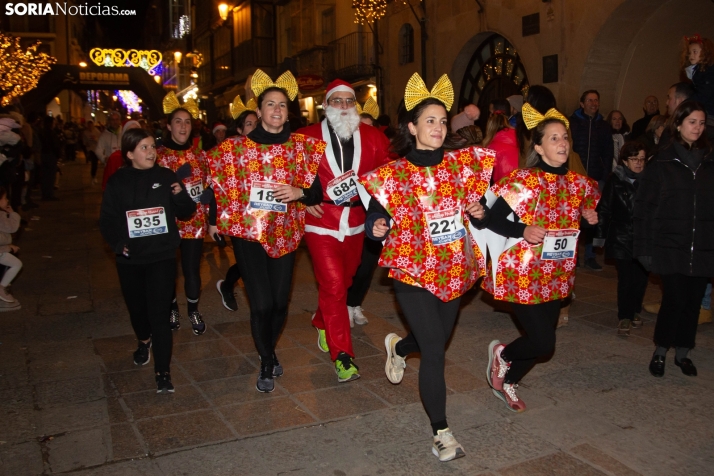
[[296, 78, 391, 383]]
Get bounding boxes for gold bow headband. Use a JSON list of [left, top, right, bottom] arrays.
[[162, 91, 199, 119], [356, 97, 379, 120], [404, 73, 454, 112], [522, 102, 569, 130], [251, 69, 298, 101], [230, 95, 257, 120]]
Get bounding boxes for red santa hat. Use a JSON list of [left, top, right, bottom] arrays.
[[212, 122, 227, 134], [324, 79, 355, 101]]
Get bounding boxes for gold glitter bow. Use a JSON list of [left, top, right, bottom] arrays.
[[356, 97, 379, 120], [230, 95, 257, 120], [251, 69, 298, 101], [404, 73, 454, 111], [162, 92, 199, 119], [522, 102, 569, 130]]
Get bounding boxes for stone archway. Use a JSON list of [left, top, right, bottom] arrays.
[[21, 65, 168, 120], [580, 0, 714, 120]]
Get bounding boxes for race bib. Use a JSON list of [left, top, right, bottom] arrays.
[[541, 229, 580, 260], [249, 181, 287, 213], [126, 207, 168, 238], [326, 170, 358, 205], [185, 178, 203, 203], [425, 207, 466, 245]]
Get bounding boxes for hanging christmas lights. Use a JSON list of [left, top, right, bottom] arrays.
[[352, 0, 388, 24], [115, 90, 142, 114], [0, 33, 56, 106]]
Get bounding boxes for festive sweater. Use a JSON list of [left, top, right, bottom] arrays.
[[298, 121, 391, 241], [481, 168, 600, 304], [206, 134, 324, 257], [157, 144, 210, 239], [360, 146, 494, 302]]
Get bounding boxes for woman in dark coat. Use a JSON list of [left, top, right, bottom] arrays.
[[633, 100, 714, 378], [596, 141, 649, 336]]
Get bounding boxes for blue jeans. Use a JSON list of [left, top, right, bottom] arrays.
[[702, 283, 711, 310]]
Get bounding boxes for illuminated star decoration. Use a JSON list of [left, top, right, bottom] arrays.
[[115, 90, 142, 114], [0, 32, 57, 106]]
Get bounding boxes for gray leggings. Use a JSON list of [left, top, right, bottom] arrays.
[[0, 252, 22, 287]]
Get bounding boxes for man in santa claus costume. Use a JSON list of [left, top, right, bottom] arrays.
[[298, 79, 391, 382]]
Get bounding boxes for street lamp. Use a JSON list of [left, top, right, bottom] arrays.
[[218, 3, 230, 21], [154, 75, 162, 83], [79, 61, 87, 67], [174, 51, 182, 64]]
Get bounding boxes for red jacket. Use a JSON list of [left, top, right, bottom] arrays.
[[488, 127, 519, 183], [102, 150, 124, 190], [297, 121, 390, 241]]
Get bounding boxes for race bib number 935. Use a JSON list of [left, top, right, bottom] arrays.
[[126, 207, 168, 238]]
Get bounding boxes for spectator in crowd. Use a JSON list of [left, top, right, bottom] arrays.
[[666, 82, 695, 115], [82, 120, 100, 185], [450, 104, 482, 146], [569, 89, 614, 270], [682, 35, 714, 123], [102, 120, 142, 190], [0, 186, 22, 308], [39, 115, 61, 201], [506, 94, 523, 128], [95, 111, 122, 165], [63, 121, 77, 162], [637, 115, 667, 158], [483, 106, 518, 183], [630, 96, 660, 139], [606, 110, 630, 168]]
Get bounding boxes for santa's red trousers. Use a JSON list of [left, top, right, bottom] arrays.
[[305, 232, 364, 361]]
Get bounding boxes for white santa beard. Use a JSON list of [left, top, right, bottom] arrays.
[[325, 106, 361, 141]]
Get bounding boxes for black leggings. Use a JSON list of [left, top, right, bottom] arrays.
[[393, 280, 461, 428], [346, 236, 382, 307], [174, 238, 203, 302], [116, 259, 175, 373], [616, 258, 649, 320], [224, 264, 242, 289], [231, 237, 295, 358], [502, 299, 561, 384]]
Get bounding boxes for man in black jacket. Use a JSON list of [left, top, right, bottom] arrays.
[[569, 89, 614, 270], [630, 95, 660, 140]]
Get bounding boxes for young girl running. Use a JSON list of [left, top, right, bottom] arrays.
[[482, 105, 600, 412], [100, 128, 196, 393], [361, 73, 494, 462], [157, 93, 210, 335]]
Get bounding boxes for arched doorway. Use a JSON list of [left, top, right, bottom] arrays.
[[457, 33, 529, 126]]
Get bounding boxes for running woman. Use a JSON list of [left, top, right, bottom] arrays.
[[100, 128, 196, 393], [360, 73, 494, 462], [206, 70, 324, 393], [481, 104, 600, 412], [157, 93, 210, 336]]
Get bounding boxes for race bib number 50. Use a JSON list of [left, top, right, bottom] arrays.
[[425, 207, 466, 245], [541, 229, 579, 260], [326, 170, 358, 205], [126, 207, 168, 238], [249, 181, 287, 213]]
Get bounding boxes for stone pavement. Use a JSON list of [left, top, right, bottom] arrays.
[[1, 161, 713, 476]]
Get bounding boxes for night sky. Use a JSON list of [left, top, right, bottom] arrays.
[[90, 0, 152, 49]]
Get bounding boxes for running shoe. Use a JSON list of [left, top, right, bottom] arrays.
[[188, 310, 206, 336], [133, 339, 151, 366], [632, 313, 643, 328], [493, 383, 526, 412], [617, 319, 632, 336], [432, 428, 466, 462], [487, 340, 509, 391], [335, 352, 360, 382], [0, 286, 16, 303], [169, 309, 181, 331], [384, 333, 406, 384], [216, 279, 238, 311], [272, 352, 283, 377], [155, 372, 174, 394], [256, 360, 275, 393], [314, 318, 329, 353], [350, 305, 369, 325]]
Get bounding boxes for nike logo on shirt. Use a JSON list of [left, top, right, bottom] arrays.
[[152, 183, 161, 189]]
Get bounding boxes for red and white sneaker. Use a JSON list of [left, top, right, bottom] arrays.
[[487, 340, 509, 391], [493, 383, 527, 413]]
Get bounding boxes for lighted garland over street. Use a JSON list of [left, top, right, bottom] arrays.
[[0, 32, 56, 106]]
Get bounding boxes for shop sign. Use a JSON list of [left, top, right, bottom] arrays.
[[297, 75, 324, 92]]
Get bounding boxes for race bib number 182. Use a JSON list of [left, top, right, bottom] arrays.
[[249, 181, 287, 213], [541, 229, 579, 260]]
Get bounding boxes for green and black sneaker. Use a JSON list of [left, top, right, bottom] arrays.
[[335, 352, 360, 383]]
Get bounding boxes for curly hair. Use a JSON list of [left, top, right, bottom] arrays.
[[681, 36, 714, 72]]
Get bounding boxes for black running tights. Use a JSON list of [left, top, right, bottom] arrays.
[[116, 259, 175, 373], [346, 235, 382, 307], [231, 237, 295, 359], [501, 299, 561, 384], [174, 238, 203, 302], [393, 280, 461, 427]]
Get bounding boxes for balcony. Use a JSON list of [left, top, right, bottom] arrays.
[[233, 38, 277, 79], [326, 32, 375, 82], [293, 46, 328, 76]]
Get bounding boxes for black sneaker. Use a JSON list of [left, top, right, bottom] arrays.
[[272, 352, 283, 377], [133, 339, 151, 366], [169, 309, 181, 330], [584, 258, 603, 271], [256, 359, 274, 393], [156, 372, 175, 394], [216, 279, 238, 311], [188, 310, 206, 336]]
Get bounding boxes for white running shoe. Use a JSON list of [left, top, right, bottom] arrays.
[[346, 306, 355, 328], [384, 333, 406, 384], [432, 428, 465, 462], [350, 305, 368, 325]]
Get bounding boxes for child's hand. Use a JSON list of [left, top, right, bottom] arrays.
[[171, 183, 182, 195], [9, 245, 19, 253]]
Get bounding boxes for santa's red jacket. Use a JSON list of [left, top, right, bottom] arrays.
[[297, 121, 391, 241]]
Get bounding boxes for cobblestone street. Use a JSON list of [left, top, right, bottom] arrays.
[[0, 162, 712, 475]]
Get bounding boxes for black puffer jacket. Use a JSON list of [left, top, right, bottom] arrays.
[[595, 165, 638, 260], [633, 142, 714, 276]]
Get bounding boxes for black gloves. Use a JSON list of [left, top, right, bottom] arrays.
[[199, 187, 214, 205], [176, 163, 192, 180]]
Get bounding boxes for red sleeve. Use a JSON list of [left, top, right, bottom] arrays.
[[102, 151, 124, 190]]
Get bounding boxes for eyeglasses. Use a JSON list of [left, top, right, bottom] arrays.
[[329, 98, 356, 107], [627, 157, 645, 163]]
